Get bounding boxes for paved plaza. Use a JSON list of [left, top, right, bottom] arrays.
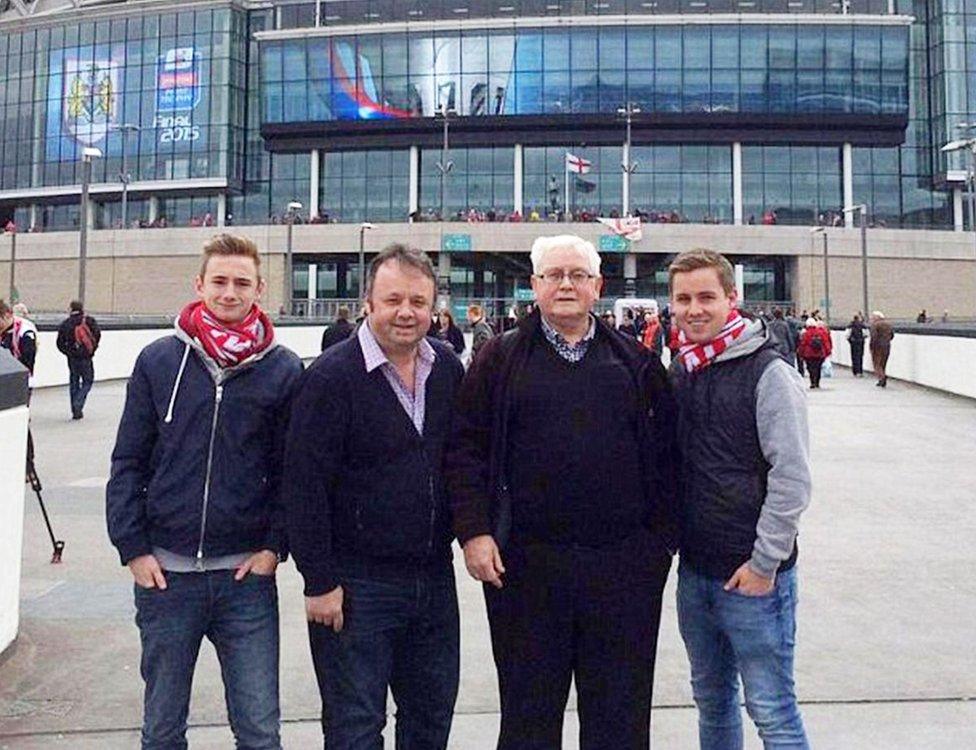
[[1, 370, 975, 749]]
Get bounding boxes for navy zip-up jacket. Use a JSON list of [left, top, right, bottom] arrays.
[[283, 334, 463, 597], [106, 330, 303, 566]]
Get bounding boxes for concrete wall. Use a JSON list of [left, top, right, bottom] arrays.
[[830, 329, 976, 399], [0, 404, 28, 655], [1, 223, 975, 320]]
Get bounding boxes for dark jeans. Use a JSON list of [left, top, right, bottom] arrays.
[[134, 570, 281, 750], [485, 531, 672, 750], [795, 356, 805, 376], [308, 566, 460, 750], [849, 340, 865, 375], [67, 356, 94, 416], [677, 563, 808, 750], [804, 358, 823, 388]]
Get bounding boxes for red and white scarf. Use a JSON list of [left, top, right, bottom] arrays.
[[177, 301, 274, 368], [677, 309, 748, 373]]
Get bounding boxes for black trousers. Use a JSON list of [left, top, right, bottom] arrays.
[[485, 531, 671, 750], [806, 357, 823, 387], [850, 341, 864, 375]]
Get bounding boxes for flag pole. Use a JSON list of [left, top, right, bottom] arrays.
[[564, 155, 570, 223]]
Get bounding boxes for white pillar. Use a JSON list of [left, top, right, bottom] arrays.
[[843, 143, 854, 228], [148, 196, 159, 223], [309, 149, 320, 219], [308, 262, 318, 299], [732, 142, 743, 226], [953, 187, 965, 231], [514, 144, 523, 216], [437, 250, 451, 309], [624, 252, 637, 298], [409, 145, 419, 219], [216, 193, 227, 227], [28, 204, 38, 231]]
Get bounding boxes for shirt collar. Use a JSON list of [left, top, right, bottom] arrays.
[[540, 313, 596, 346], [358, 319, 436, 374]]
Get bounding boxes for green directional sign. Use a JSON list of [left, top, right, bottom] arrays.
[[441, 233, 472, 252], [515, 288, 535, 302], [599, 234, 628, 252]]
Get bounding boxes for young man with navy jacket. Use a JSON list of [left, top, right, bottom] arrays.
[[668, 249, 811, 750], [284, 244, 464, 750], [106, 234, 302, 750]]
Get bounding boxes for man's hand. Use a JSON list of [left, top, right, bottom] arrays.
[[724, 562, 775, 597], [306, 586, 344, 632], [234, 550, 279, 581], [463, 535, 505, 589], [128, 554, 167, 590]]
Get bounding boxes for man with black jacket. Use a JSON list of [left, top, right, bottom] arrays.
[[284, 244, 464, 749], [445, 235, 676, 750], [668, 249, 811, 749], [56, 300, 100, 419], [106, 234, 303, 749], [320, 305, 355, 351]]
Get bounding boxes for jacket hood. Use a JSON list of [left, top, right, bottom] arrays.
[[173, 317, 278, 382]]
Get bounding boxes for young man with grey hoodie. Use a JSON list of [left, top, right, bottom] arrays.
[[668, 249, 811, 750], [107, 234, 302, 749]]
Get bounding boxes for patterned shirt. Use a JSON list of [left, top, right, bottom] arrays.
[[540, 314, 597, 363], [358, 320, 436, 435]]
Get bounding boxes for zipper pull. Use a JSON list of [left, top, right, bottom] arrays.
[[215, 385, 223, 404], [195, 549, 204, 571]]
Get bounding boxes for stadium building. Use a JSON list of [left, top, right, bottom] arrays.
[[0, 0, 974, 320]]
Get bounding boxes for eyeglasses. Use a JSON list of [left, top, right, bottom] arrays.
[[535, 269, 597, 286]]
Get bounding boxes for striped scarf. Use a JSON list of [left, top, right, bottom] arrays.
[[177, 301, 274, 368], [677, 309, 747, 373]]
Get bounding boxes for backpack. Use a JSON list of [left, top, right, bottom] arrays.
[[74, 317, 96, 356], [809, 333, 824, 354]]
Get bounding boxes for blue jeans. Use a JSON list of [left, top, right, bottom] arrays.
[[134, 570, 281, 750], [307, 566, 460, 750], [677, 562, 809, 750], [67, 357, 94, 417]]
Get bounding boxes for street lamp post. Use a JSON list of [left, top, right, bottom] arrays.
[[285, 200, 302, 315], [617, 103, 640, 217], [78, 146, 102, 305], [843, 203, 870, 318], [358, 222, 375, 301], [942, 127, 976, 317], [435, 105, 455, 222], [8, 230, 15, 303], [810, 226, 830, 323], [113, 123, 141, 228]]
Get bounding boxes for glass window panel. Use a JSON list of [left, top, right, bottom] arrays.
[[573, 29, 598, 69], [825, 27, 852, 71], [711, 26, 739, 69], [796, 27, 824, 69], [768, 27, 796, 70], [544, 30, 570, 70], [599, 28, 625, 69], [683, 28, 709, 69], [627, 27, 653, 68], [655, 27, 681, 67]]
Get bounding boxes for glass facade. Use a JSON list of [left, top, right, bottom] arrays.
[[266, 1, 892, 28], [0, 8, 245, 196], [0, 4, 961, 234], [323, 149, 410, 222], [261, 25, 910, 122]]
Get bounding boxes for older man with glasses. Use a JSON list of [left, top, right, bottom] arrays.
[[445, 235, 677, 749]]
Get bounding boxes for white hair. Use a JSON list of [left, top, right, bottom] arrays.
[[530, 235, 602, 276]]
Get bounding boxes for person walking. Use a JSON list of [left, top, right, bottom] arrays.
[[797, 318, 832, 389], [847, 313, 867, 377], [0, 299, 37, 388], [668, 249, 811, 750], [56, 300, 100, 419], [467, 303, 494, 362], [320, 305, 355, 351], [106, 234, 303, 750], [768, 308, 797, 367], [869, 311, 894, 387], [640, 311, 663, 352], [445, 235, 676, 750], [283, 244, 464, 749]]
